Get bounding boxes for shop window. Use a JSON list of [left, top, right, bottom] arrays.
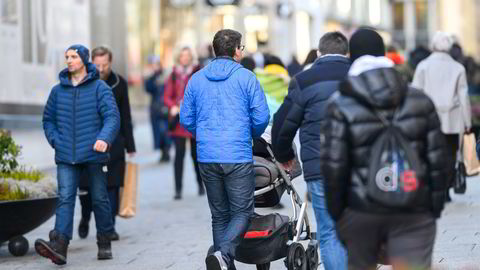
[[1, 0, 17, 25]]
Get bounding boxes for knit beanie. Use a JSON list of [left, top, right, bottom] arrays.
[[66, 44, 90, 65], [349, 28, 385, 62]]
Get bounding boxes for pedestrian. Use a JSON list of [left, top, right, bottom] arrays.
[[180, 29, 270, 270], [255, 54, 290, 120], [271, 31, 350, 270], [78, 46, 136, 241], [144, 56, 171, 162], [320, 28, 450, 269], [412, 31, 472, 201], [164, 46, 203, 200], [35, 44, 120, 265]]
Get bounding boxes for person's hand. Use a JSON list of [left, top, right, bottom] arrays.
[[465, 127, 472, 134], [170, 105, 180, 116], [281, 159, 295, 171], [93, 140, 108, 152], [127, 152, 136, 158]]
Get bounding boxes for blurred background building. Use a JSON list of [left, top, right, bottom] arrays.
[[1, 0, 480, 127]]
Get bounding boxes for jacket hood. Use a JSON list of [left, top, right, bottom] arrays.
[[59, 62, 99, 86], [204, 57, 243, 81], [340, 56, 407, 109]]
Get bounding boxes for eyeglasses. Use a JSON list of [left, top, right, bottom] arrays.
[[238, 45, 245, 52]]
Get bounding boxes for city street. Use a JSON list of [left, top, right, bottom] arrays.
[[1, 111, 480, 269]]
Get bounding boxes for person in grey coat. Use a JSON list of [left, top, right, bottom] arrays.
[[412, 31, 472, 200]]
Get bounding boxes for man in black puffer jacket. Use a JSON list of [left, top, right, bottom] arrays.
[[272, 32, 350, 269], [320, 28, 450, 269]]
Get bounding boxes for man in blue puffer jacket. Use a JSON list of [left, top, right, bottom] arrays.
[[35, 44, 120, 265], [180, 29, 270, 270]]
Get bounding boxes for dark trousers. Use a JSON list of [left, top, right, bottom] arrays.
[[445, 134, 459, 187], [173, 137, 202, 193], [199, 162, 255, 270], [55, 164, 113, 239], [80, 187, 119, 227], [150, 112, 171, 151], [336, 209, 436, 270]]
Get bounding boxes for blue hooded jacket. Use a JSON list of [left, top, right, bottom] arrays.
[[180, 57, 270, 163], [43, 63, 120, 164]]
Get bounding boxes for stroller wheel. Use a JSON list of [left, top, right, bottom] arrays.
[[256, 262, 270, 270], [286, 242, 306, 270], [306, 241, 319, 270]]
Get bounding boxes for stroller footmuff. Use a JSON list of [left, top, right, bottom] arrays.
[[236, 213, 290, 265]]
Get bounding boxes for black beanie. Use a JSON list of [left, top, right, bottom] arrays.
[[349, 28, 385, 62]]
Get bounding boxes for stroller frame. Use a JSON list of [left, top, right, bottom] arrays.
[[249, 145, 318, 270]]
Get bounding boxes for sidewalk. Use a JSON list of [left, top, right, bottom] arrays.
[[1, 108, 480, 269]]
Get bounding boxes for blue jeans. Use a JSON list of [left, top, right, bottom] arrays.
[[199, 162, 255, 270], [55, 163, 114, 240], [307, 179, 347, 270]]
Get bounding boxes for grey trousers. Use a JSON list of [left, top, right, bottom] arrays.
[[336, 208, 436, 270]]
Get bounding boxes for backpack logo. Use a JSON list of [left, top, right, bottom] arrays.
[[367, 110, 424, 208]]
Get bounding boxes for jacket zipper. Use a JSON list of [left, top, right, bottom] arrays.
[[72, 87, 77, 164]]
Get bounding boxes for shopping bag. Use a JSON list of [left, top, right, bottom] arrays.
[[463, 133, 480, 176], [119, 162, 138, 218]]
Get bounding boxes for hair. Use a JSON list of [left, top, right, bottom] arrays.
[[176, 46, 194, 65], [318, 31, 349, 55], [240, 57, 256, 71], [302, 49, 318, 67], [91, 46, 113, 62], [264, 54, 285, 68], [212, 29, 242, 57], [431, 31, 453, 52]]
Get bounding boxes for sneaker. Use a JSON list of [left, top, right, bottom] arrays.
[[78, 218, 89, 239], [174, 191, 182, 200], [205, 251, 228, 270]]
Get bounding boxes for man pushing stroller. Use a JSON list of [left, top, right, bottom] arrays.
[[180, 29, 270, 270]]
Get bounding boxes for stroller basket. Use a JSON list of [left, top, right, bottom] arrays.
[[236, 213, 290, 265]]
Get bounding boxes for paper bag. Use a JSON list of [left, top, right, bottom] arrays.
[[463, 133, 480, 176], [119, 162, 138, 218]]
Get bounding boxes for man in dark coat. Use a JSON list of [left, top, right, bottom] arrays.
[[78, 46, 136, 241], [271, 32, 350, 269], [320, 28, 450, 269], [35, 44, 120, 265]]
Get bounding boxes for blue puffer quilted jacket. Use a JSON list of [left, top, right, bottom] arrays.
[[43, 63, 120, 164], [180, 57, 270, 163]]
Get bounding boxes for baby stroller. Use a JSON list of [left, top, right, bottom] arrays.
[[235, 129, 319, 270]]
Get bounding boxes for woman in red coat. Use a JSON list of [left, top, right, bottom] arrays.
[[164, 47, 203, 200]]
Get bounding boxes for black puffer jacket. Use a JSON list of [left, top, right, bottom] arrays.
[[320, 67, 451, 221]]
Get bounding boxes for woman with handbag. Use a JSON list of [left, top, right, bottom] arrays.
[[164, 47, 203, 200], [412, 32, 472, 201]]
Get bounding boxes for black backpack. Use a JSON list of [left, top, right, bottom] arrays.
[[366, 108, 426, 208]]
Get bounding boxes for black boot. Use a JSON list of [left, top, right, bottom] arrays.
[[160, 150, 170, 163], [97, 234, 113, 260], [78, 218, 89, 239], [108, 231, 120, 241], [35, 230, 69, 265]]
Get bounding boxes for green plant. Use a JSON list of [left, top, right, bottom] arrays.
[[0, 130, 21, 173], [0, 181, 29, 201], [0, 166, 45, 182]]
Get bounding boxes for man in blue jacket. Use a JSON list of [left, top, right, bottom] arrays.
[[271, 32, 350, 270], [180, 29, 270, 270], [35, 44, 120, 265]]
